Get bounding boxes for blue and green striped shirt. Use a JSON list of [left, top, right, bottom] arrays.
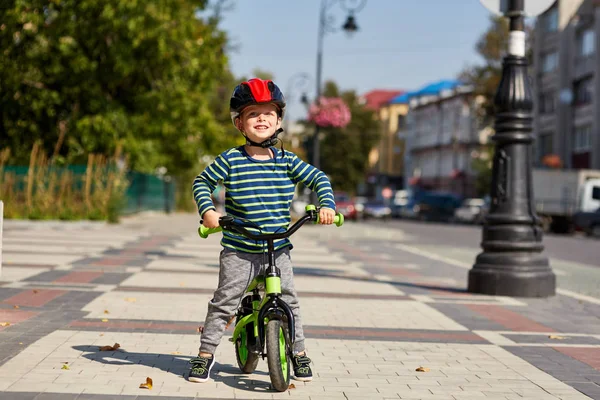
[[193, 146, 336, 253]]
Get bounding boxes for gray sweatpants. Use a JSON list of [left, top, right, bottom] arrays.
[[199, 247, 306, 355]]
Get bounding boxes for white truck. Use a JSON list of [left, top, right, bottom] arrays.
[[533, 168, 600, 233]]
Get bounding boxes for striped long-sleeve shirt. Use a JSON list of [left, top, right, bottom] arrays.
[[193, 146, 336, 253]]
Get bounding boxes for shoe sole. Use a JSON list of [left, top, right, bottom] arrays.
[[293, 375, 313, 382], [188, 358, 215, 383]]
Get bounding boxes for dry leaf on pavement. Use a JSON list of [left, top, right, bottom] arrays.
[[170, 351, 182, 355], [288, 383, 296, 389], [33, 290, 39, 294], [61, 364, 70, 370], [13, 305, 19, 309], [549, 335, 567, 340], [101, 319, 109, 322], [0, 322, 10, 327], [139, 377, 153, 389], [416, 366, 430, 372], [104, 310, 110, 314], [99, 343, 121, 351]]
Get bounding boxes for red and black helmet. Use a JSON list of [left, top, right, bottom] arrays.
[[230, 78, 286, 125]]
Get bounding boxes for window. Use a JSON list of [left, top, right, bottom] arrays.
[[543, 7, 558, 32], [538, 132, 554, 158], [541, 51, 558, 73], [593, 186, 600, 201], [538, 91, 556, 114], [574, 76, 593, 106], [397, 115, 406, 131], [577, 28, 595, 57], [573, 125, 592, 152]]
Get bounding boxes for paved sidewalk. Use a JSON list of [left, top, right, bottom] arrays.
[[0, 213, 599, 399]]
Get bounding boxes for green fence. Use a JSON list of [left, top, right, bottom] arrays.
[[123, 171, 176, 215], [0, 166, 175, 217]]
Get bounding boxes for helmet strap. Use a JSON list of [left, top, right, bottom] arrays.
[[243, 127, 283, 148]]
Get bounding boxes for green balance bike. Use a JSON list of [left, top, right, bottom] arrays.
[[199, 205, 343, 392]]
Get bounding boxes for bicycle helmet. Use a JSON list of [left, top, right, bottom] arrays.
[[230, 78, 286, 148]]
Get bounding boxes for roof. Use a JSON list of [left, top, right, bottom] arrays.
[[389, 79, 463, 104], [360, 90, 404, 110]]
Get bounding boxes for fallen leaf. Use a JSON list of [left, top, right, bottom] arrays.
[[125, 297, 137, 303], [170, 351, 182, 355], [549, 335, 567, 340], [13, 305, 19, 309], [99, 334, 104, 337], [288, 383, 296, 389], [0, 322, 10, 327], [61, 364, 70, 370], [139, 377, 153, 390], [99, 343, 121, 351], [33, 290, 39, 294], [104, 310, 110, 314], [197, 326, 204, 334], [101, 319, 109, 322], [19, 342, 23, 345], [416, 366, 430, 372]]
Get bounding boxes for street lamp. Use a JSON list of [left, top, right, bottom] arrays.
[[311, 0, 367, 204], [468, 0, 556, 297], [284, 72, 311, 133]]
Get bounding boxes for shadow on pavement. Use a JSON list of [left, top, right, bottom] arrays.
[[73, 345, 279, 393]]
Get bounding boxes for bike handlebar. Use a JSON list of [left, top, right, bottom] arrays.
[[198, 205, 343, 240]]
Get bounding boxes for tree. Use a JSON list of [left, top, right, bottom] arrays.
[[0, 0, 232, 177], [316, 81, 381, 194], [459, 16, 509, 126]]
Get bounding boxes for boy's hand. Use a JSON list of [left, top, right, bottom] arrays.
[[319, 207, 336, 225], [202, 209, 222, 228]]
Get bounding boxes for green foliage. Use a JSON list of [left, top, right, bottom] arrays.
[[471, 144, 494, 197], [316, 81, 381, 194], [459, 16, 509, 125], [0, 0, 232, 178]]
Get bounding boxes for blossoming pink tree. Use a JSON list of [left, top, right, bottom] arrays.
[[308, 97, 351, 128]]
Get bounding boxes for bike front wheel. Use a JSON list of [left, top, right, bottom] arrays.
[[265, 319, 290, 392]]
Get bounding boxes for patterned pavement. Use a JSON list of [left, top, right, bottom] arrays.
[[0, 214, 599, 399]]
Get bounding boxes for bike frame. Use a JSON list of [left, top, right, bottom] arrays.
[[199, 206, 343, 357]]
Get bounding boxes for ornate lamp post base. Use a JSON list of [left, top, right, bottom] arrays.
[[468, 0, 557, 298]]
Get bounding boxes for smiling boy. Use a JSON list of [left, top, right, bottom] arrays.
[[189, 78, 337, 383]]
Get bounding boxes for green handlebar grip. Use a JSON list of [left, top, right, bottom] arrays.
[[316, 212, 344, 227], [198, 225, 222, 239]]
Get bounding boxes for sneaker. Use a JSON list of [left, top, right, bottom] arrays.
[[292, 354, 313, 382], [188, 355, 215, 383]]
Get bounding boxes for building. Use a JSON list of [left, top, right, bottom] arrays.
[[359, 89, 405, 196], [397, 79, 488, 198], [533, 0, 599, 169]]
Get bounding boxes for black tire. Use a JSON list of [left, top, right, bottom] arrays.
[[234, 304, 260, 373], [266, 319, 290, 392]]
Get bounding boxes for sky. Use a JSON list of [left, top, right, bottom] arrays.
[[217, 0, 495, 122]]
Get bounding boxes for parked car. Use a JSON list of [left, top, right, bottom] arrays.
[[334, 192, 357, 220], [573, 208, 600, 238], [363, 201, 392, 220], [453, 198, 488, 224]]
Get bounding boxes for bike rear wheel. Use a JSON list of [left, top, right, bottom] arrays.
[[266, 319, 290, 392], [235, 316, 259, 373]]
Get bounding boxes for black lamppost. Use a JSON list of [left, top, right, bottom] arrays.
[[284, 72, 311, 133], [310, 0, 366, 204], [468, 0, 556, 297]]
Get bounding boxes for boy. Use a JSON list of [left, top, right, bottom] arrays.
[[189, 78, 336, 383]]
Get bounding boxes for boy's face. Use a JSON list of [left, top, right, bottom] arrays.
[[236, 104, 281, 143]]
